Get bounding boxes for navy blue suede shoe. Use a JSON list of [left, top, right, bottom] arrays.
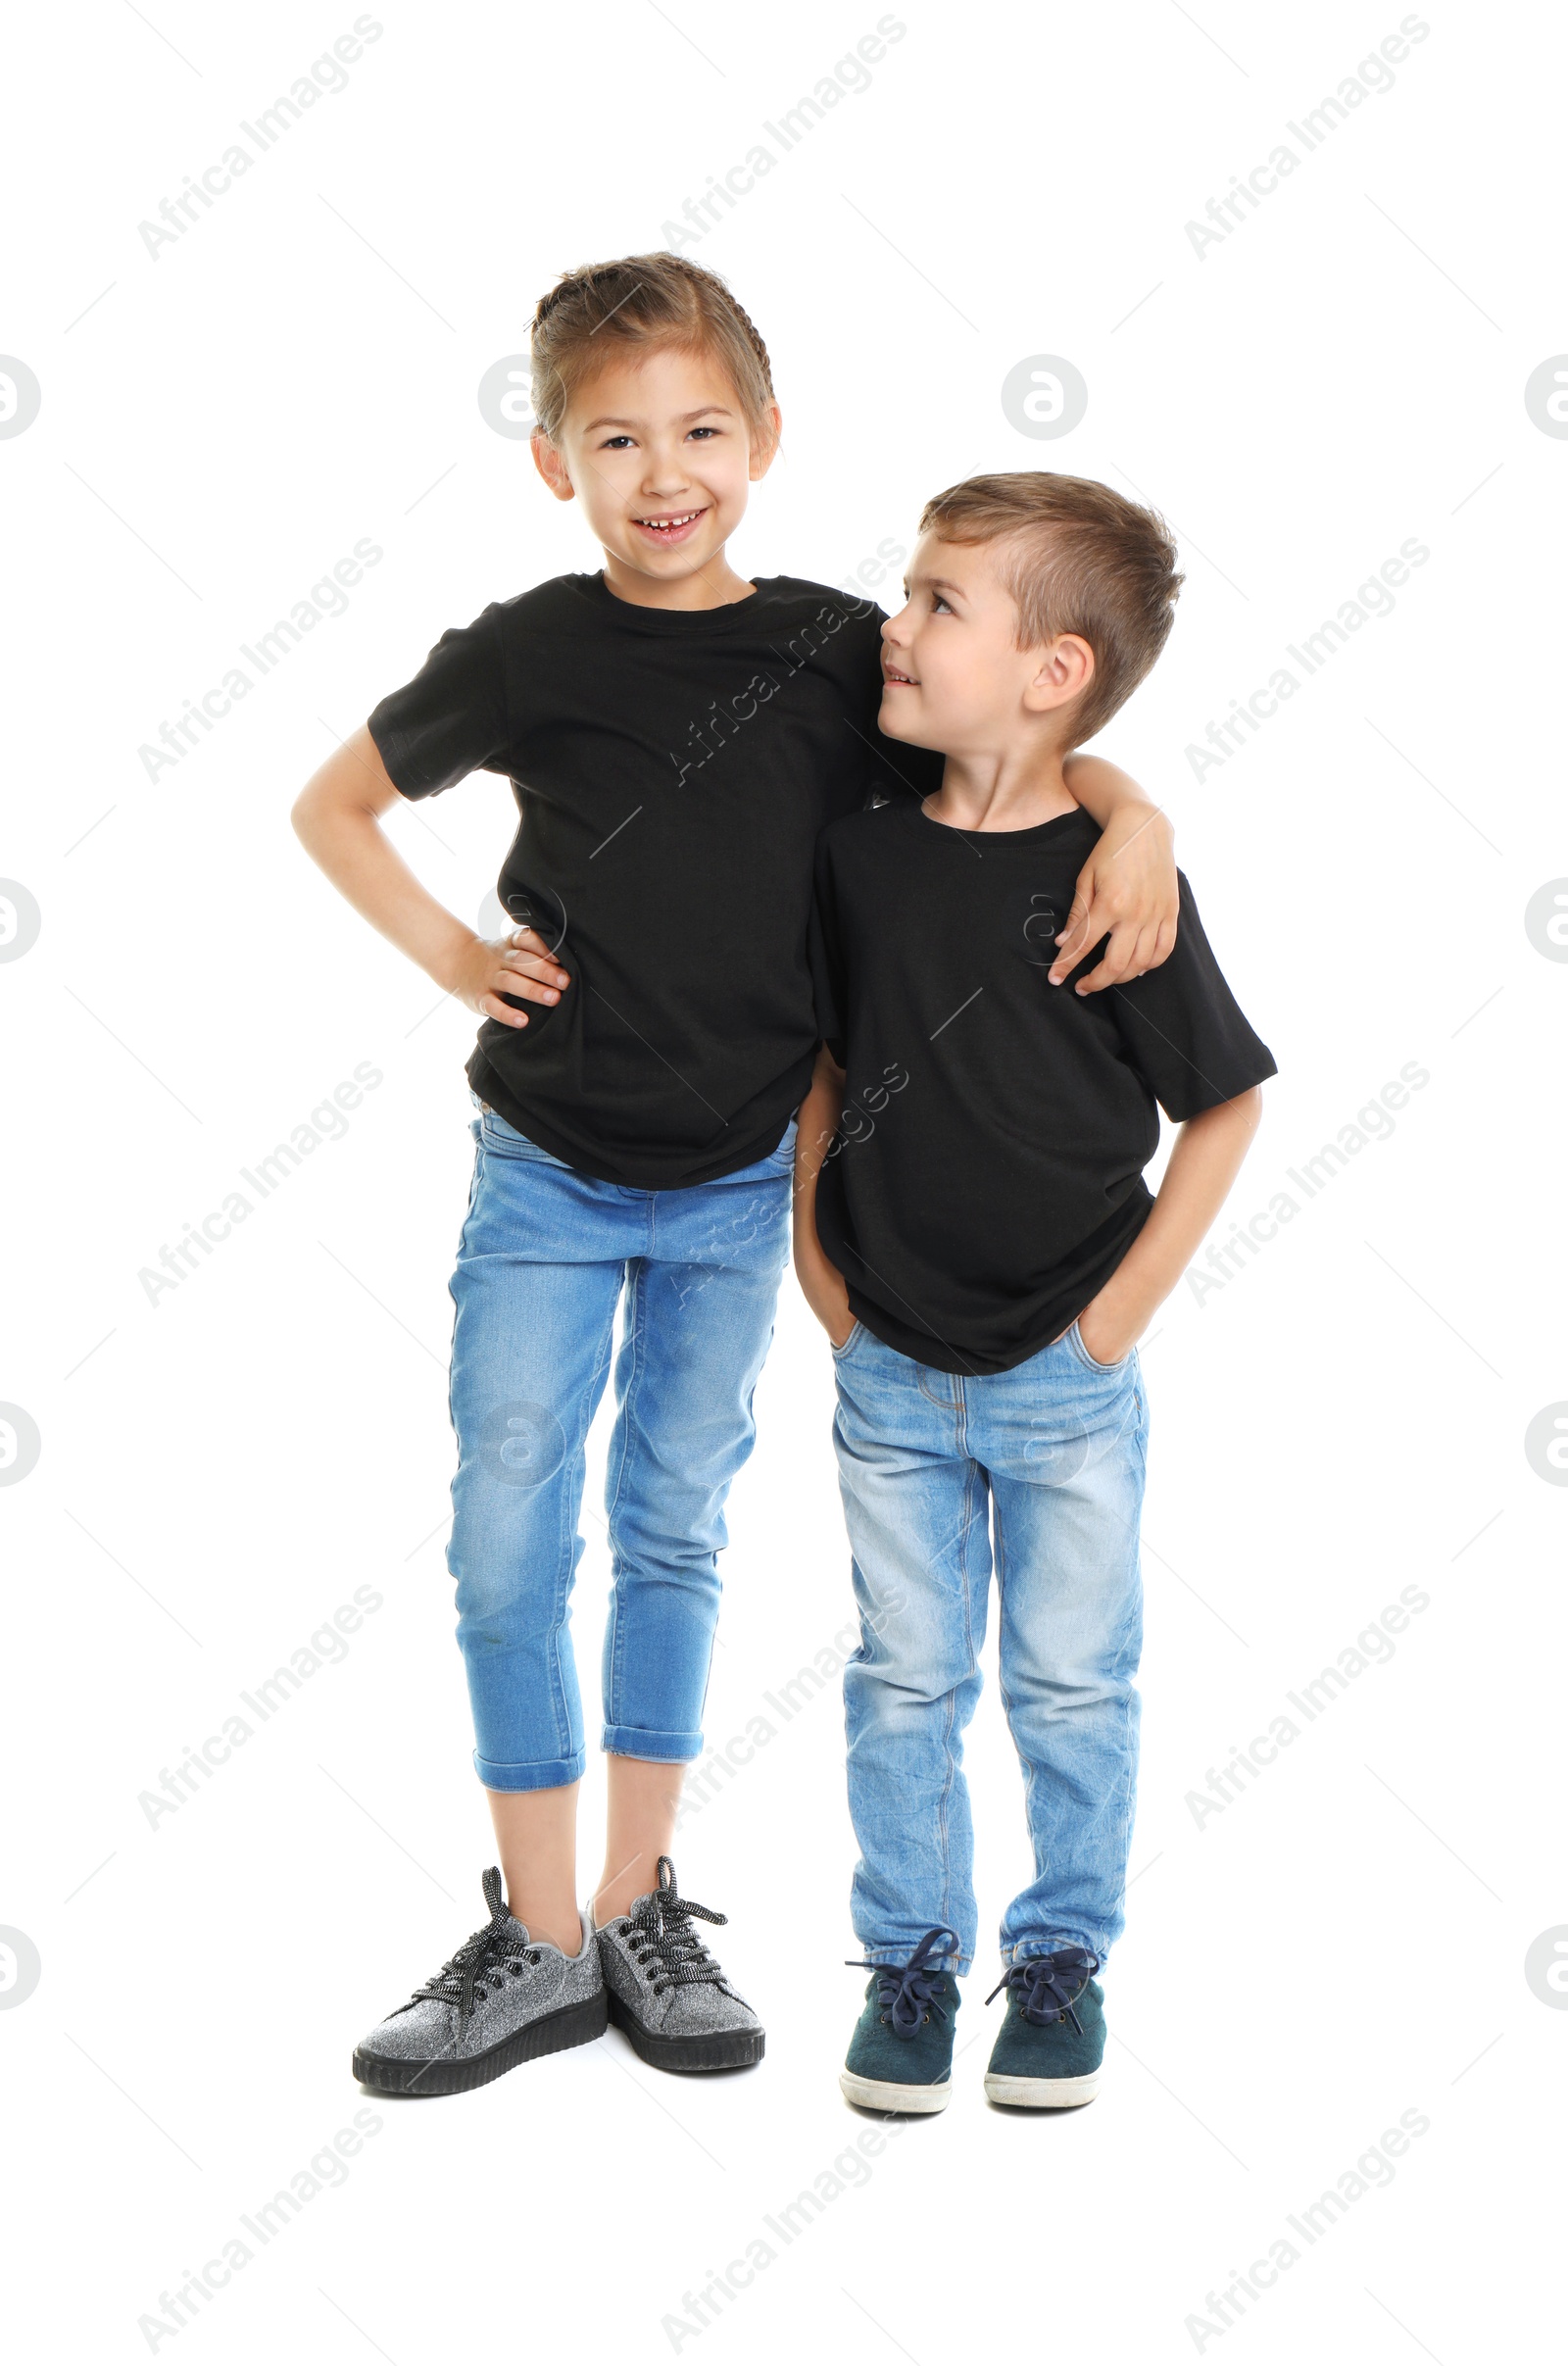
[[840, 1927, 961, 2114], [983, 1947, 1103, 2108]]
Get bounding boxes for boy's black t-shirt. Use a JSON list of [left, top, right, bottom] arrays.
[[368, 572, 939, 1188], [809, 799, 1277, 1375]]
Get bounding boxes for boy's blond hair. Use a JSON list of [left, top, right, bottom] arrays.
[[919, 472, 1183, 744], [530, 252, 776, 450]]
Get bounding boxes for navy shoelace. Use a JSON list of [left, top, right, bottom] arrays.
[[846, 1925, 959, 2036], [985, 1946, 1100, 2032]]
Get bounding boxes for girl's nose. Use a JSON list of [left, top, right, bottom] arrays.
[[642, 446, 690, 490]]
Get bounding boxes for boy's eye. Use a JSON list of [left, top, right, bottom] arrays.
[[931, 592, 953, 614]]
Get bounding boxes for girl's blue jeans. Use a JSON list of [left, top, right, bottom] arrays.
[[447, 1102, 792, 1792]]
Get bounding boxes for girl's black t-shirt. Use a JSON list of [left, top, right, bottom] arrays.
[[368, 572, 939, 1188], [809, 798, 1278, 1375]]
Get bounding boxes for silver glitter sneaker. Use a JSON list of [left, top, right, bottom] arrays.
[[353, 1868, 606, 2095], [595, 1855, 763, 2072]]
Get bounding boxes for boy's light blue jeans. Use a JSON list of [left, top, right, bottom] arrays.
[[447, 1102, 792, 1791], [832, 1318, 1149, 1975]]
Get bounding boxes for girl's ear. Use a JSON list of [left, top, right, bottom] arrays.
[[749, 402, 783, 482], [532, 428, 575, 502]]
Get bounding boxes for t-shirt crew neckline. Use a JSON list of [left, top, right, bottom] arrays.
[[905, 796, 1094, 848], [577, 569, 768, 634]]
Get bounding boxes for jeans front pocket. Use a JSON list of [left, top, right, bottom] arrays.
[[1066, 1317, 1134, 1375], [830, 1319, 865, 1360], [478, 1105, 569, 1166], [764, 1118, 800, 1172]]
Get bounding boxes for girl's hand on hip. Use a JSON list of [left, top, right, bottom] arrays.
[[445, 928, 571, 1028]]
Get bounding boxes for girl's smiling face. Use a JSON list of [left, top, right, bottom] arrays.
[[532, 345, 780, 609]]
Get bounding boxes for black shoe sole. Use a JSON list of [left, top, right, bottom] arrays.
[[606, 1986, 764, 2073], [353, 1987, 608, 2095]]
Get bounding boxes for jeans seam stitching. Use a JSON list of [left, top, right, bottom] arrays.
[[601, 1258, 645, 1731], [550, 1278, 619, 1761], [944, 1456, 987, 1951], [994, 1486, 1040, 1960]]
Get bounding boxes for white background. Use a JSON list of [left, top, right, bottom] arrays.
[[3, 2, 1564, 2359]]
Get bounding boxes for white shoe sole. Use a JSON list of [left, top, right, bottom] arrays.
[[984, 2067, 1101, 2108], [840, 2068, 952, 2114]]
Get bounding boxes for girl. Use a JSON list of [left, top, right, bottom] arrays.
[[292, 252, 1179, 2095]]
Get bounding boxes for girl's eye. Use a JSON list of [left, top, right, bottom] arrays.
[[601, 434, 635, 450], [687, 426, 719, 440]]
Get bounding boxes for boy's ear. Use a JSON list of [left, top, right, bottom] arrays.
[[749, 401, 784, 482], [531, 429, 575, 503], [1024, 632, 1095, 715]]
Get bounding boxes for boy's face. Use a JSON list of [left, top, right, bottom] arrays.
[[878, 532, 1094, 755], [533, 346, 778, 593]]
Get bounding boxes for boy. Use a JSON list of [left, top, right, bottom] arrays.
[[794, 471, 1276, 2111]]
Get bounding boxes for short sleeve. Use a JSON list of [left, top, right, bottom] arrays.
[[1104, 875, 1277, 1120], [367, 605, 510, 799], [808, 836, 848, 1065]]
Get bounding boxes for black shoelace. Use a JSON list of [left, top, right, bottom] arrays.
[[622, 1856, 731, 1997], [985, 1947, 1100, 2032], [411, 1867, 540, 2027], [845, 1925, 959, 2036]]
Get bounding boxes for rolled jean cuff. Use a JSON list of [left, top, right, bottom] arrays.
[[863, 1946, 969, 1976], [1003, 1936, 1104, 1969], [473, 1746, 588, 1794], [601, 1721, 705, 1764]]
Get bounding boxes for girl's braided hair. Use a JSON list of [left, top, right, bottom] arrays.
[[529, 252, 776, 447]]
